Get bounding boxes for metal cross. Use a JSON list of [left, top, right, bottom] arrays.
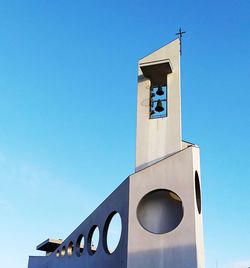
[[176, 28, 186, 55]]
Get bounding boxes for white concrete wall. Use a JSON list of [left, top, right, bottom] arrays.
[[128, 146, 205, 268], [192, 148, 205, 267], [136, 39, 182, 171]]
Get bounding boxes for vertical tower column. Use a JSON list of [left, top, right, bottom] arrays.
[[136, 39, 182, 171]]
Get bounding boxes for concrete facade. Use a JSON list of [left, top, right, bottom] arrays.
[[128, 146, 205, 268], [28, 38, 205, 268], [136, 39, 182, 171]]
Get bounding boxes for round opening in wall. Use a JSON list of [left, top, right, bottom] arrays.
[[195, 171, 201, 214], [87, 225, 100, 255], [60, 246, 66, 257], [67, 241, 74, 256], [137, 189, 184, 234], [76, 234, 85, 257], [103, 211, 122, 254]]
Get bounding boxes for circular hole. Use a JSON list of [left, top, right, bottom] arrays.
[[76, 234, 85, 257], [103, 212, 122, 254], [67, 241, 74, 256], [195, 171, 201, 214], [60, 246, 66, 257], [137, 189, 184, 234], [56, 250, 60, 257], [87, 225, 100, 255]]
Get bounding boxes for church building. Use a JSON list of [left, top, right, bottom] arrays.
[[28, 37, 205, 268]]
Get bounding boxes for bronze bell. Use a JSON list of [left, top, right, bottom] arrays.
[[155, 100, 164, 112], [156, 86, 164, 96], [150, 109, 155, 116], [151, 93, 155, 98]]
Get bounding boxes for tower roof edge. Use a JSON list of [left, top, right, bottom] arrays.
[[138, 38, 180, 63]]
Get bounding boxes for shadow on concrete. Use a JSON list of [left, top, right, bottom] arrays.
[[128, 244, 197, 268]]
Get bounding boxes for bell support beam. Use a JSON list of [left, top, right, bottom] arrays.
[[140, 60, 172, 87]]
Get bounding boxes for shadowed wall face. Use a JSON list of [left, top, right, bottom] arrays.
[[28, 179, 130, 268]]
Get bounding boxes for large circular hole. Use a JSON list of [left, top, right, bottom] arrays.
[[60, 246, 66, 257], [76, 234, 85, 257], [103, 212, 122, 254], [137, 189, 184, 234], [87, 225, 100, 255], [195, 171, 201, 214], [67, 241, 74, 256]]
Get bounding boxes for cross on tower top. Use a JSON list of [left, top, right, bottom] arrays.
[[176, 28, 186, 55]]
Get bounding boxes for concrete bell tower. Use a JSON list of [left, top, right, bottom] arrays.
[[128, 38, 205, 267], [136, 39, 182, 171]]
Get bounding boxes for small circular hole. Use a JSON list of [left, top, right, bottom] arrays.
[[60, 246, 66, 257], [103, 212, 122, 254], [67, 241, 74, 256], [87, 225, 100, 255], [76, 234, 85, 257]]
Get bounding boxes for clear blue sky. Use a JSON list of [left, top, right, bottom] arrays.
[[0, 1, 249, 267]]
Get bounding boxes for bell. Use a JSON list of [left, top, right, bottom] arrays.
[[150, 109, 155, 116], [151, 93, 155, 98], [156, 86, 164, 96], [155, 100, 164, 112]]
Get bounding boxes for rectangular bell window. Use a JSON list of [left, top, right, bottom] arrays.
[[150, 85, 167, 119]]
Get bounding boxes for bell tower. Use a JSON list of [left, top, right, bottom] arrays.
[[136, 39, 182, 171]]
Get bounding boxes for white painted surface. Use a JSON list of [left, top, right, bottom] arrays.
[[136, 39, 182, 171], [128, 146, 205, 268]]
